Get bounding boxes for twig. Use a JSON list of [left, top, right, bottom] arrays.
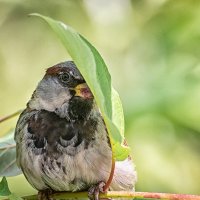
[[0, 109, 23, 123], [22, 191, 200, 200], [103, 156, 115, 191], [0, 144, 16, 150]]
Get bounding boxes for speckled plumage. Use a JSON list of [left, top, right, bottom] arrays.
[[14, 61, 137, 198]]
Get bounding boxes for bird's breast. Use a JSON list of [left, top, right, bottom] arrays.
[[26, 109, 98, 156], [16, 109, 112, 191]]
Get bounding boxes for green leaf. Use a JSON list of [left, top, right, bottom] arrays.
[[0, 177, 11, 196], [0, 131, 22, 177], [30, 13, 130, 160], [8, 193, 23, 200]]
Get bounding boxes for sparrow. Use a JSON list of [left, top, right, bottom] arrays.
[[14, 61, 137, 200]]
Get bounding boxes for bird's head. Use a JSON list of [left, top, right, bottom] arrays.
[[28, 61, 94, 119]]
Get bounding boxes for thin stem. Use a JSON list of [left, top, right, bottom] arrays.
[[0, 109, 23, 123], [0, 144, 16, 150], [22, 191, 200, 200], [103, 155, 115, 191]]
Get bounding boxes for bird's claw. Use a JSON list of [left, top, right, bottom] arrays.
[[88, 181, 106, 200], [38, 189, 53, 200]]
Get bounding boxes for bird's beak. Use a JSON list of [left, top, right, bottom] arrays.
[[72, 83, 93, 99]]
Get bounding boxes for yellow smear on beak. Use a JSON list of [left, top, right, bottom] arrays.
[[73, 83, 93, 99]]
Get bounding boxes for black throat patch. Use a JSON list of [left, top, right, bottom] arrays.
[[68, 96, 93, 121]]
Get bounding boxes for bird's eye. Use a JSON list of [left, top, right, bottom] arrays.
[[59, 73, 71, 84]]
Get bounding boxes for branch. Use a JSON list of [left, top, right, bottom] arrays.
[[22, 191, 200, 200], [0, 110, 23, 123], [103, 156, 115, 191]]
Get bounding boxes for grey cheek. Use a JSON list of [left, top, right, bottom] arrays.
[[38, 77, 68, 99], [36, 78, 71, 112]]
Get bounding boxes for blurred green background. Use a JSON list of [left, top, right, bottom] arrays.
[[0, 0, 200, 196]]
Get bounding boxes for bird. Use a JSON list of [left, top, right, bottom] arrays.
[[14, 61, 137, 200]]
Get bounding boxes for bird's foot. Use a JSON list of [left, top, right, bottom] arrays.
[[38, 189, 54, 200], [88, 181, 109, 200]]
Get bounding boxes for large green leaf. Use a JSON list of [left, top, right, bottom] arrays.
[[31, 13, 130, 160], [0, 132, 22, 177]]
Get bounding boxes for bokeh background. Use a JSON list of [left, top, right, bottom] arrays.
[[0, 0, 200, 196]]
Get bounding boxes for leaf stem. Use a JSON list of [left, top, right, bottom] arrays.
[[0, 110, 23, 123], [21, 191, 200, 200], [103, 155, 115, 191]]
